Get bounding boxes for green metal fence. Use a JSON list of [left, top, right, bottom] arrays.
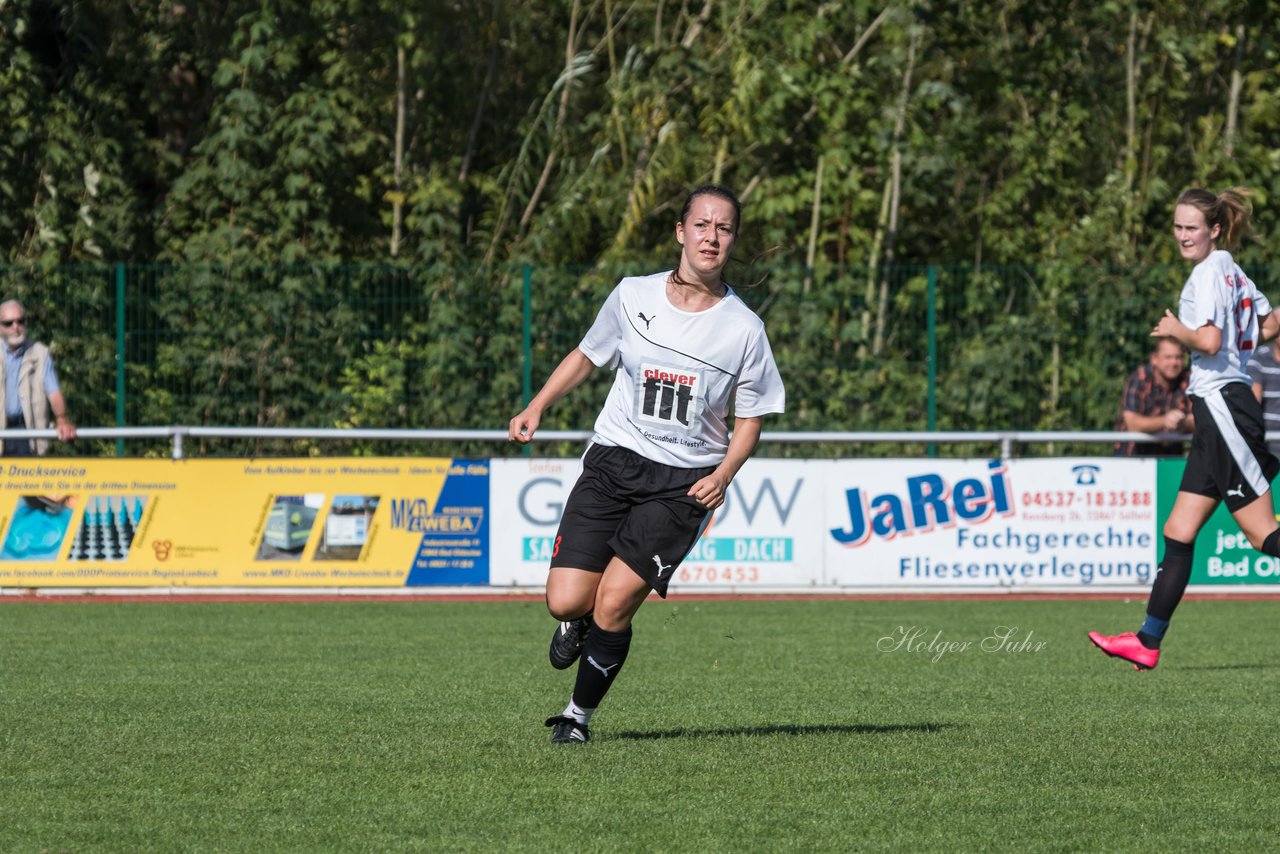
[[2, 262, 1269, 458]]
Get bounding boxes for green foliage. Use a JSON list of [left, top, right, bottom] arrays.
[[3, 1, 1280, 450], [5, 0, 1277, 266]]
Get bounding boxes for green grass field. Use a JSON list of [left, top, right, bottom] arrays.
[[2, 598, 1278, 852]]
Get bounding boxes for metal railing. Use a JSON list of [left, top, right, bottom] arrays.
[[0, 427, 1194, 460]]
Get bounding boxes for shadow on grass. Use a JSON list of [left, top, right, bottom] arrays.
[[610, 722, 957, 741]]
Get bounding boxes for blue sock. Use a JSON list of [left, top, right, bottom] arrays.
[[1141, 614, 1172, 640]]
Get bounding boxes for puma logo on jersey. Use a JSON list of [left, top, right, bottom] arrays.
[[637, 311, 654, 329], [652, 554, 672, 578], [587, 655, 620, 677], [1228, 485, 1245, 498]]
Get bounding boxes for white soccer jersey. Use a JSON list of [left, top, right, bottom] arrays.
[[1180, 249, 1274, 397], [577, 271, 786, 468]]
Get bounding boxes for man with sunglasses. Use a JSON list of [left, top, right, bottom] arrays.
[[0, 300, 75, 456]]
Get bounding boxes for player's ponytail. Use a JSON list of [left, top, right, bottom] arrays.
[[1176, 186, 1256, 252], [1215, 187, 1255, 251]]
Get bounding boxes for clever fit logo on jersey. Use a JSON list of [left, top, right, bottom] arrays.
[[634, 362, 703, 437]]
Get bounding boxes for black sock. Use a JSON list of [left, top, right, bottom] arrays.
[[1142, 537, 1194, 645], [571, 621, 632, 711], [1263, 529, 1280, 557]]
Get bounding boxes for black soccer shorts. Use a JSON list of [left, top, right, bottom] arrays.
[[1181, 383, 1280, 512], [549, 443, 716, 597]]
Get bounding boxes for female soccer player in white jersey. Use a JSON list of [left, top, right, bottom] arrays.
[[508, 185, 786, 743], [1090, 188, 1280, 670]]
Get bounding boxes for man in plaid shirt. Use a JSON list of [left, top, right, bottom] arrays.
[[1114, 337, 1194, 456]]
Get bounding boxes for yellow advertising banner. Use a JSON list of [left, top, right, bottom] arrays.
[[0, 458, 490, 587]]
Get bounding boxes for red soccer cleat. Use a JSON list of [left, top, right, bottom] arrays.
[[1088, 631, 1160, 670]]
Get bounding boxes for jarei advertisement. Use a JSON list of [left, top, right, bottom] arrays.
[[822, 458, 1157, 588]]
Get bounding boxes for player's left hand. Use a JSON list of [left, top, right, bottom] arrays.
[[688, 473, 731, 510]]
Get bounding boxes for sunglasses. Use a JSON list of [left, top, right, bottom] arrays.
[[0, 318, 25, 328]]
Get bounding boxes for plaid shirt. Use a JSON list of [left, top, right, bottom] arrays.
[[1114, 362, 1192, 456]]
